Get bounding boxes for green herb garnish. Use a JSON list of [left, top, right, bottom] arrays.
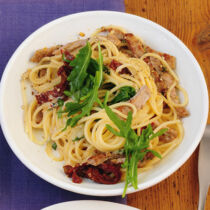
[[62, 53, 71, 63], [52, 142, 57, 150], [162, 66, 167, 72], [59, 43, 103, 128], [57, 98, 64, 107], [103, 92, 167, 197], [69, 43, 103, 127], [110, 86, 136, 105], [87, 58, 100, 76], [87, 58, 110, 75], [57, 98, 64, 118], [121, 39, 127, 43], [63, 46, 109, 102], [67, 42, 92, 101], [72, 136, 84, 142], [103, 65, 110, 75]]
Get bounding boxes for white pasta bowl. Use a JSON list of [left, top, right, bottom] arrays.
[[0, 11, 208, 196]]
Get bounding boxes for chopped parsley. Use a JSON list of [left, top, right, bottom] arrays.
[[52, 142, 57, 150], [110, 86, 136, 105], [72, 136, 84, 142], [162, 66, 167, 72]]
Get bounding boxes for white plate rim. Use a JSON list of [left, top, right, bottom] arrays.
[[42, 200, 138, 210], [0, 10, 208, 196]]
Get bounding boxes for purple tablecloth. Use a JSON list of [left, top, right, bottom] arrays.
[[0, 1, 126, 209]]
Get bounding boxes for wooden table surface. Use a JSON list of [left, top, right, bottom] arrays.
[[124, 0, 210, 209]]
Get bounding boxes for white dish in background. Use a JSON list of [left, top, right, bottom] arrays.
[[42, 200, 139, 210], [0, 11, 208, 196]]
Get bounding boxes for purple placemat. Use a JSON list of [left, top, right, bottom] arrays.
[[0, 1, 126, 209]]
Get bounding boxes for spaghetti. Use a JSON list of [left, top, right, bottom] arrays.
[[21, 25, 189, 188]]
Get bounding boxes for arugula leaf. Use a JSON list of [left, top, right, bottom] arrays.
[[80, 74, 95, 96], [61, 42, 107, 104], [103, 97, 167, 197], [87, 58, 99, 76], [58, 42, 104, 128], [69, 43, 104, 127], [67, 42, 92, 100], [103, 91, 109, 105], [57, 98, 64, 107], [106, 124, 122, 137], [146, 149, 162, 159], [57, 99, 64, 118], [149, 128, 168, 140], [87, 58, 110, 76], [110, 86, 136, 105], [62, 118, 72, 131], [105, 105, 126, 133], [57, 101, 87, 118]]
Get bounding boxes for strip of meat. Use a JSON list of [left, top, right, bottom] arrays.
[[151, 72, 175, 94], [30, 45, 61, 63], [130, 85, 151, 110], [161, 72, 174, 88], [170, 88, 190, 118], [101, 27, 125, 40], [145, 46, 176, 70], [125, 33, 176, 70], [53, 39, 88, 55], [116, 106, 132, 116], [86, 152, 124, 166], [116, 85, 151, 116], [107, 34, 121, 46], [112, 150, 155, 168], [175, 107, 189, 118], [125, 33, 145, 58], [159, 128, 178, 143], [150, 56, 163, 72], [161, 73, 189, 119], [143, 57, 189, 119], [110, 28, 125, 40], [30, 39, 87, 63], [110, 57, 188, 118], [138, 152, 154, 168], [100, 27, 125, 46], [111, 152, 155, 168], [162, 53, 176, 70], [86, 152, 112, 166]]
